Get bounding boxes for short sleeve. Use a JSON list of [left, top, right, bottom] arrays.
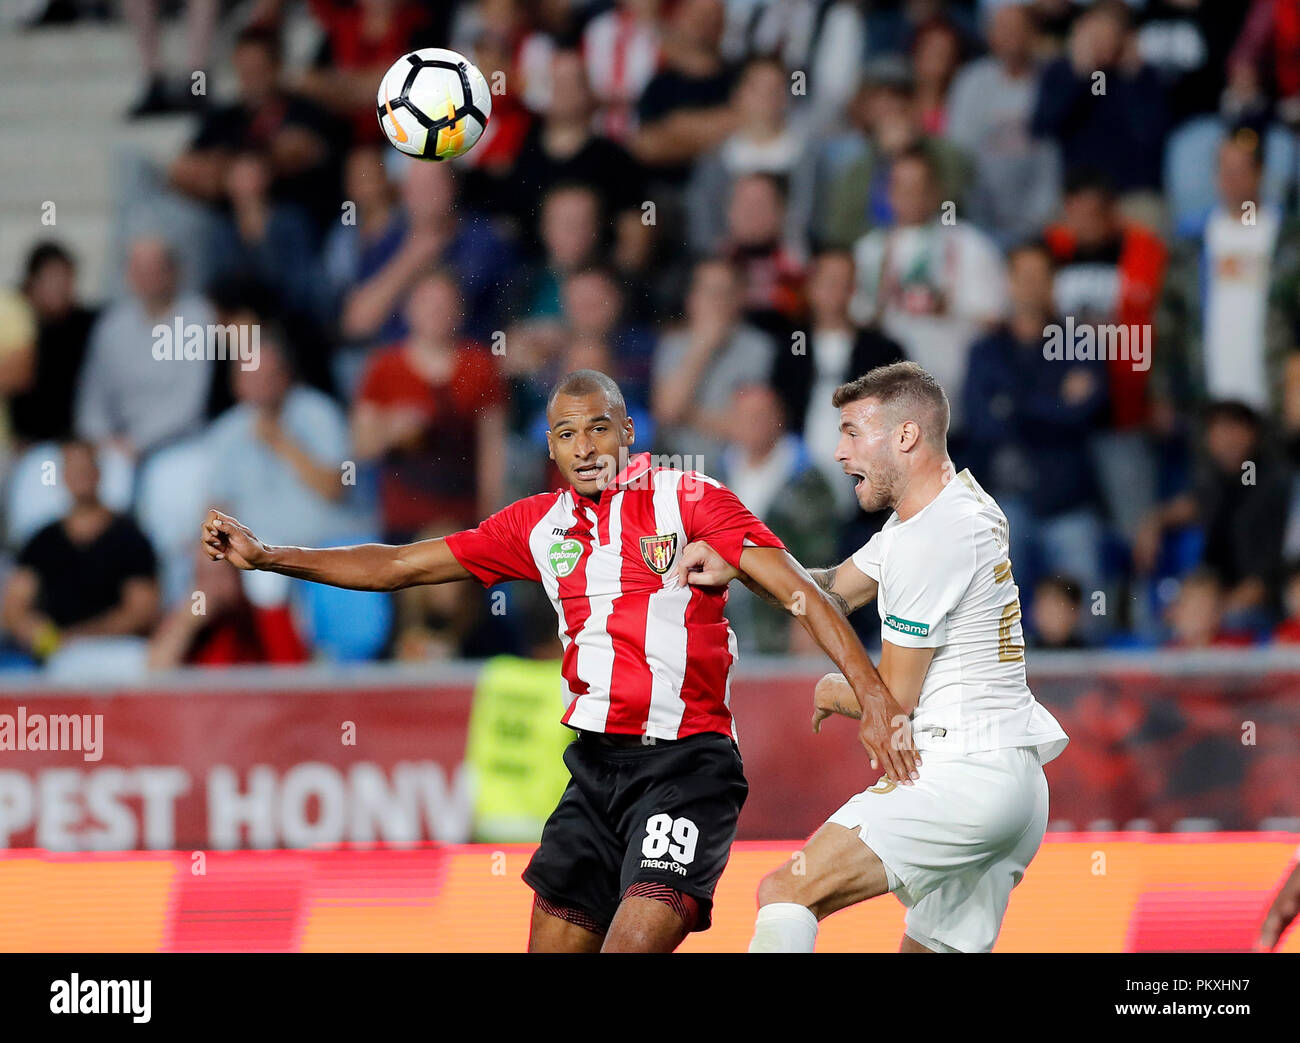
[[444, 496, 547, 587], [878, 523, 976, 648], [680, 474, 784, 570], [849, 531, 884, 582]]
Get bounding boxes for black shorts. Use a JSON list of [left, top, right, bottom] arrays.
[[522, 730, 748, 933]]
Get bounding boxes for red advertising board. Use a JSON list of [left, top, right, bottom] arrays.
[[2, 655, 1299, 850], [0, 682, 475, 851]]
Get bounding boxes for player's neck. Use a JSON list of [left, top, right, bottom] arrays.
[[892, 457, 954, 522]]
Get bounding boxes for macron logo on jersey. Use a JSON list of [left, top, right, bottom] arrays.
[[885, 614, 930, 637]]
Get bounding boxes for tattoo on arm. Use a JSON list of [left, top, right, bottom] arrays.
[[743, 564, 852, 615], [812, 566, 852, 616]]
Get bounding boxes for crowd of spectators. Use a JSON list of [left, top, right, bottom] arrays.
[[5, 0, 1300, 675]]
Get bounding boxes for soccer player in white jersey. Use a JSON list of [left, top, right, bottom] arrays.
[[679, 361, 1070, 953]]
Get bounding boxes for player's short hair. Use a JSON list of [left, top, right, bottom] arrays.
[[547, 369, 627, 421], [832, 360, 950, 447]]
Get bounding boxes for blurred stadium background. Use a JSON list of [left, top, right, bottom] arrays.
[[1, 0, 1298, 952]]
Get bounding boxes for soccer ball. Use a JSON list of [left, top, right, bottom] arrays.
[[376, 48, 492, 161]]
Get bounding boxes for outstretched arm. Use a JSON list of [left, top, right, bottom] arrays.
[[678, 541, 877, 616], [737, 546, 919, 784], [201, 509, 473, 591]]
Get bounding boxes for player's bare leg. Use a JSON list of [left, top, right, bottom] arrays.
[[601, 895, 694, 953], [527, 897, 604, 953], [748, 822, 923, 952]]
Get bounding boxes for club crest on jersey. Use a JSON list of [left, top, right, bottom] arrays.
[[548, 539, 584, 577], [640, 533, 678, 575]]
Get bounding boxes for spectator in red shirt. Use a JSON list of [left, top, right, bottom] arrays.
[[452, 25, 534, 184], [1043, 170, 1167, 432], [1226, 0, 1300, 127], [148, 547, 308, 668], [352, 269, 507, 541], [1044, 170, 1168, 548], [298, 0, 437, 145]]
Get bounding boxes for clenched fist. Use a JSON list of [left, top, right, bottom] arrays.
[[201, 509, 270, 571]]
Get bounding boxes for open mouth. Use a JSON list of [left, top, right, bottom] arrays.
[[574, 463, 605, 482], [845, 469, 866, 490]]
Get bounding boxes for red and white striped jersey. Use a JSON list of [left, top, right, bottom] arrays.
[[445, 453, 785, 741]]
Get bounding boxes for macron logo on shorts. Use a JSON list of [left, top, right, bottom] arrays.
[[885, 614, 930, 637]]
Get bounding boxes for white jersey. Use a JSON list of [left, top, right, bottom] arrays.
[[851, 468, 1069, 762]]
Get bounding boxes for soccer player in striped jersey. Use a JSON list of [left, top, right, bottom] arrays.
[[679, 362, 1069, 952], [201, 369, 918, 953]]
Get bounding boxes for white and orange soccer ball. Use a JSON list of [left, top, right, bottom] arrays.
[[375, 48, 492, 161]]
